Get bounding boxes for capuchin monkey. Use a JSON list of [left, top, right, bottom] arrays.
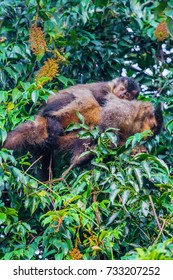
[[4, 76, 140, 151], [3, 76, 163, 181], [41, 77, 140, 132], [44, 77, 140, 122], [3, 91, 163, 180]]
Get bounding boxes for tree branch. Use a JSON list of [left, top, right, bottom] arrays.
[[149, 195, 166, 240]]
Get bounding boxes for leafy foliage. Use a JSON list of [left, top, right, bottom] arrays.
[[0, 0, 173, 260]]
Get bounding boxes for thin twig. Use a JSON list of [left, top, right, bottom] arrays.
[[118, 195, 151, 241], [149, 195, 166, 240], [48, 153, 53, 181], [25, 155, 44, 174], [157, 77, 173, 95], [45, 163, 75, 184], [155, 219, 166, 243], [92, 192, 101, 224]]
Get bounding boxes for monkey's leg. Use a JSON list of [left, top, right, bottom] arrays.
[[45, 134, 94, 183]]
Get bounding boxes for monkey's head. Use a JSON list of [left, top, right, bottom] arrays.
[[137, 102, 163, 136], [112, 77, 140, 100]]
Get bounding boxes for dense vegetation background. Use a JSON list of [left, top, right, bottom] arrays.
[[0, 0, 173, 260]]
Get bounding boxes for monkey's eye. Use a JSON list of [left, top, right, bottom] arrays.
[[120, 87, 125, 91], [125, 92, 130, 98]]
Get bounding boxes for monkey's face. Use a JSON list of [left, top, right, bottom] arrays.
[[140, 104, 163, 136], [141, 112, 158, 133], [113, 83, 137, 100], [113, 77, 140, 100]]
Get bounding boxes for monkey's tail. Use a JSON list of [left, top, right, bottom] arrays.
[[3, 115, 49, 150]]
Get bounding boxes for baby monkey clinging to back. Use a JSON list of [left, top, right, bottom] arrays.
[[3, 77, 140, 152], [3, 77, 144, 180], [42, 77, 140, 129], [3, 77, 163, 181]]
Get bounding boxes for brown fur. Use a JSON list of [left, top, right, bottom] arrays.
[[3, 96, 162, 180], [4, 116, 48, 150], [99, 96, 160, 144], [48, 77, 140, 104], [45, 89, 101, 127], [4, 77, 140, 152], [3, 97, 162, 154], [43, 77, 140, 125], [55, 97, 162, 167], [40, 77, 140, 136], [57, 133, 93, 166]]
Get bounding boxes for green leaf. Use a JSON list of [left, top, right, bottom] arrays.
[[122, 190, 130, 206], [31, 90, 39, 103], [30, 198, 39, 215], [4, 225, 12, 235], [92, 162, 109, 171], [0, 91, 8, 102], [0, 213, 6, 224], [1, 129, 7, 143], [141, 201, 149, 217], [166, 17, 173, 35], [66, 195, 81, 205], [12, 88, 22, 102], [57, 75, 70, 86], [7, 102, 14, 111], [166, 118, 173, 133], [76, 111, 85, 124], [165, 10, 173, 19], [65, 123, 81, 131], [106, 131, 118, 146], [168, 1, 173, 8], [106, 211, 120, 226], [41, 216, 54, 226], [134, 154, 169, 175], [94, 169, 101, 182], [134, 168, 143, 188], [154, 2, 167, 17], [36, 53, 44, 61], [142, 161, 151, 179]]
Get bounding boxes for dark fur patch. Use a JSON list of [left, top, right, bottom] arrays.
[[43, 92, 76, 117], [91, 89, 108, 106], [71, 138, 94, 166], [126, 78, 140, 97], [46, 117, 64, 148], [154, 103, 163, 134]]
